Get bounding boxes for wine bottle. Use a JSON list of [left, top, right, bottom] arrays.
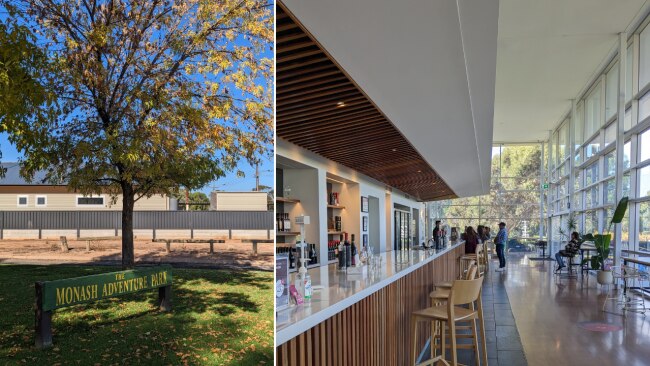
[[351, 234, 357, 266], [344, 233, 351, 268], [280, 213, 285, 232], [334, 240, 339, 259], [289, 247, 295, 269], [284, 213, 291, 232], [338, 235, 346, 270]]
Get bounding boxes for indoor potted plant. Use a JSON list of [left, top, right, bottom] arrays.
[[581, 196, 629, 285]]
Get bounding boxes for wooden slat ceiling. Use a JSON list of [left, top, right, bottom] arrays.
[[276, 3, 456, 201]]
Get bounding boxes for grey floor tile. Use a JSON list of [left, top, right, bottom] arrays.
[[498, 350, 527, 366]]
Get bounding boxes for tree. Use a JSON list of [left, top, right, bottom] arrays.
[[1, 0, 273, 268], [438, 145, 542, 238], [0, 17, 51, 178], [172, 191, 209, 211]]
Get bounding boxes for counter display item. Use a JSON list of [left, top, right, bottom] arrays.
[[276, 254, 290, 310]]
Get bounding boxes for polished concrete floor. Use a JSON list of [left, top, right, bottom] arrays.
[[501, 252, 650, 366]]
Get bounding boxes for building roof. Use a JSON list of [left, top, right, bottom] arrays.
[[0, 163, 61, 186]]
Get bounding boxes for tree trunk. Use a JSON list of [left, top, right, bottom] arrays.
[[122, 184, 135, 269]]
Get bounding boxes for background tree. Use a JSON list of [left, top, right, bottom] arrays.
[[1, 0, 273, 268], [172, 191, 210, 211], [440, 145, 542, 238]]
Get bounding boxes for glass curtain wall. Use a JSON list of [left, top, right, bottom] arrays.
[[427, 144, 543, 248], [429, 13, 650, 258], [543, 19, 650, 256]]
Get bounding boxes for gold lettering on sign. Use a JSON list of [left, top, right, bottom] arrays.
[[54, 285, 99, 306], [56, 287, 65, 306], [65, 287, 72, 304], [150, 271, 168, 287]]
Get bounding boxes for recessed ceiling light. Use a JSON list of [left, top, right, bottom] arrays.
[[417, 170, 422, 173], [391, 148, 397, 152], [337, 101, 346, 107]]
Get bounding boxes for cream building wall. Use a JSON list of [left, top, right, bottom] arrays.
[[211, 192, 268, 211], [0, 193, 169, 211]]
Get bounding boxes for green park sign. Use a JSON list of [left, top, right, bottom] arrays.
[[35, 265, 173, 348]]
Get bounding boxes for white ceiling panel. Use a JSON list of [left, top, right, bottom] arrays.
[[281, 0, 500, 198], [495, 0, 648, 142]]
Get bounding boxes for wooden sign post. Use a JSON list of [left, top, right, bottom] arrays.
[[34, 265, 173, 348]]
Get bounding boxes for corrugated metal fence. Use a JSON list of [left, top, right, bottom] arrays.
[[0, 211, 273, 230]]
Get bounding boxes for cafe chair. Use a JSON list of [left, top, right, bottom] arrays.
[[604, 265, 649, 315], [556, 252, 578, 278], [411, 275, 488, 366]]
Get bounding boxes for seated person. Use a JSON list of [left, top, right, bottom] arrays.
[[555, 231, 580, 271]]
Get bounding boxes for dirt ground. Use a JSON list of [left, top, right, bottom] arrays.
[[0, 238, 274, 270]]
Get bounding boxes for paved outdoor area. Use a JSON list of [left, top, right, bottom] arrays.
[[0, 238, 274, 270]]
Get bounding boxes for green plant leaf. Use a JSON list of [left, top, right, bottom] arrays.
[[590, 255, 601, 270], [611, 196, 629, 225]]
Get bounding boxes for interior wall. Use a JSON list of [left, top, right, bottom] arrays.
[[279, 139, 423, 260]]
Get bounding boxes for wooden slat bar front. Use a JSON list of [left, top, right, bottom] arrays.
[[277, 243, 465, 365]]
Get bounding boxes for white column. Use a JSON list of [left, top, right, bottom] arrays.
[[547, 131, 553, 251], [536, 142, 548, 242], [569, 100, 576, 218], [614, 32, 627, 267]]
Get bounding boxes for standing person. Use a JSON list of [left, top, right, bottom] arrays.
[[465, 226, 479, 254], [495, 222, 508, 272], [482, 226, 491, 242], [477, 225, 485, 243], [433, 220, 442, 249]]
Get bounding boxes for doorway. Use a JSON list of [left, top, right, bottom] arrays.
[[412, 208, 419, 246], [394, 207, 411, 251]]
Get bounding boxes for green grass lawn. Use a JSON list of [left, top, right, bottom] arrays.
[[0, 265, 273, 365]]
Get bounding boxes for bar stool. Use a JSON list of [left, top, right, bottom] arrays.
[[411, 275, 488, 366], [429, 264, 479, 361], [435, 245, 484, 290], [430, 262, 478, 306], [482, 243, 490, 274]]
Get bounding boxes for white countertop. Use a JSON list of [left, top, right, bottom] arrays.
[[276, 240, 465, 345]]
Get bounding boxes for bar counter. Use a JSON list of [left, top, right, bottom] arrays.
[[276, 240, 466, 366]]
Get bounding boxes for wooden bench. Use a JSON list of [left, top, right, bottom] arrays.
[[59, 236, 119, 252], [152, 238, 273, 255], [78, 236, 120, 252], [152, 239, 226, 254]]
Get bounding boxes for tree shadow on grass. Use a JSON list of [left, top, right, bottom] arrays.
[[0, 264, 274, 365]]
